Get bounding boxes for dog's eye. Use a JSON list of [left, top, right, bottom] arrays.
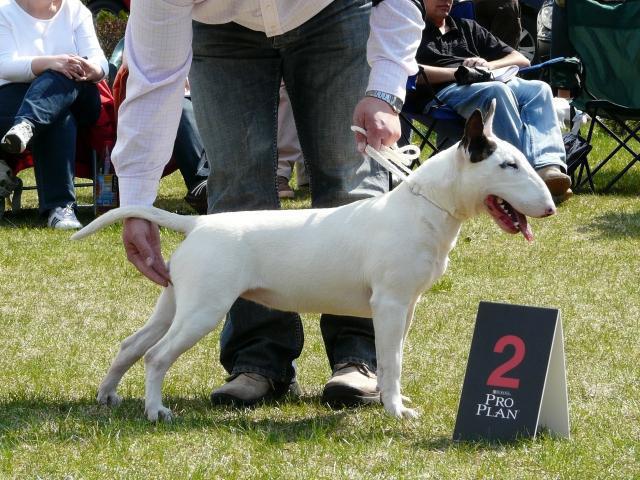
[[500, 161, 519, 170]]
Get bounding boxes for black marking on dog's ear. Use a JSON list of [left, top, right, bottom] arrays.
[[460, 109, 497, 163]]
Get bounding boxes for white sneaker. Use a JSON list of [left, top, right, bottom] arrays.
[[1, 121, 34, 154], [47, 205, 82, 230]]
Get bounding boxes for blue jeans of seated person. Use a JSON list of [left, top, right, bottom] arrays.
[[0, 71, 101, 213], [173, 97, 209, 191], [435, 77, 567, 171], [189, 0, 387, 385]]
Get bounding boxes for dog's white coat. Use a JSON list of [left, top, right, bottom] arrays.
[[73, 106, 556, 421]]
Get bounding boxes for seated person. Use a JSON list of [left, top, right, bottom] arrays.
[[418, 0, 572, 203], [0, 0, 109, 229]]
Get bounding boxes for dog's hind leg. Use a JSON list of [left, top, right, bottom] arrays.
[[142, 303, 231, 422], [97, 286, 176, 407], [371, 293, 418, 419]]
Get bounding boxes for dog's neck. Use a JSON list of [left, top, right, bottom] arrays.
[[405, 147, 472, 222]]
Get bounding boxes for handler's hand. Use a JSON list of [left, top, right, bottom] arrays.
[[352, 96, 401, 152], [123, 218, 171, 287]]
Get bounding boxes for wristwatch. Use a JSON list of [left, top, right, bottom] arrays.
[[365, 90, 404, 114]]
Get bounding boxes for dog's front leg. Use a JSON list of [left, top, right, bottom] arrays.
[[371, 295, 419, 419]]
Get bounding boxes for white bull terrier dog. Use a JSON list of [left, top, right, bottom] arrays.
[[72, 101, 556, 421]]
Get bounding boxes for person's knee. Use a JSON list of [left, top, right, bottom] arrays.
[[479, 82, 513, 109]]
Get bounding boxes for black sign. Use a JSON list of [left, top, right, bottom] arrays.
[[453, 301, 568, 442]]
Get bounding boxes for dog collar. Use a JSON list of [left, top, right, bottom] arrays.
[[405, 179, 463, 221]]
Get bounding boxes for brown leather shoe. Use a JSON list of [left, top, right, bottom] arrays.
[[277, 175, 294, 199], [537, 166, 571, 197], [321, 362, 380, 408], [553, 188, 573, 205], [210, 373, 298, 407]]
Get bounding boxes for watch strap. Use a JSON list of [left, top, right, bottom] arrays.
[[365, 90, 403, 114]]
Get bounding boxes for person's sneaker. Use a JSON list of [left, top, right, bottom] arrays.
[[1, 121, 34, 154], [210, 372, 290, 407], [321, 362, 380, 408], [537, 166, 571, 197], [277, 175, 294, 199], [184, 178, 208, 214], [47, 205, 82, 230]]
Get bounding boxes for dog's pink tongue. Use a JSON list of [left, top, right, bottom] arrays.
[[517, 211, 534, 242]]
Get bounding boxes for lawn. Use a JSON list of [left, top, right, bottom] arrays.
[[0, 130, 638, 479]]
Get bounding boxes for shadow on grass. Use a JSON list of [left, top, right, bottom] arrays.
[[578, 210, 640, 239], [0, 394, 355, 444]]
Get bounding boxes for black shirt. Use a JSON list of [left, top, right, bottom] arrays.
[[416, 16, 513, 91]]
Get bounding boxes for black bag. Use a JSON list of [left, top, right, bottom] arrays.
[[563, 131, 591, 174]]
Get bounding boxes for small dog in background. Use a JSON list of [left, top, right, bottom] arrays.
[[0, 159, 22, 219]]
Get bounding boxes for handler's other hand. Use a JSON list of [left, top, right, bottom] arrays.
[[123, 217, 171, 287], [353, 96, 401, 153]]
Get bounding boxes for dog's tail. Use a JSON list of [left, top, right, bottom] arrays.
[[71, 206, 198, 240]]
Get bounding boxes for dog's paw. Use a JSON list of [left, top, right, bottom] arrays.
[[145, 405, 173, 422], [97, 390, 122, 407], [384, 402, 420, 419]]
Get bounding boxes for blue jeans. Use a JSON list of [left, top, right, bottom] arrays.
[[172, 97, 209, 191], [0, 71, 101, 213], [189, 0, 387, 384], [436, 77, 567, 170]]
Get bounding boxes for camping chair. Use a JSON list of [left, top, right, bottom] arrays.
[[0, 80, 117, 218], [550, 0, 640, 192], [399, 0, 475, 157]]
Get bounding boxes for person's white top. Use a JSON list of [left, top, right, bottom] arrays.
[[114, 0, 425, 207], [0, 0, 108, 87]]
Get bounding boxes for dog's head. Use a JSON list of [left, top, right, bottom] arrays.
[[454, 99, 556, 241]]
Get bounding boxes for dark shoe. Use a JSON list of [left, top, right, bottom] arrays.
[[277, 175, 294, 199], [210, 373, 293, 407], [1, 121, 33, 154], [537, 166, 571, 197], [321, 362, 380, 408], [184, 178, 208, 214]]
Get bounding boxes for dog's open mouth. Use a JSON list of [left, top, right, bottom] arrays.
[[484, 195, 533, 242]]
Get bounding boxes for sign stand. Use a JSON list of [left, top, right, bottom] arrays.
[[453, 301, 569, 442]]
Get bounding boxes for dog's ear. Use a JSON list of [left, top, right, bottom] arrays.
[[460, 109, 497, 163], [483, 98, 497, 137]]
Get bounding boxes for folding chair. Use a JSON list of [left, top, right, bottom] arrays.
[[551, 0, 640, 192]]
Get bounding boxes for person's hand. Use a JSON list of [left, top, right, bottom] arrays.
[[76, 56, 104, 82], [45, 54, 89, 80], [122, 218, 171, 287], [352, 96, 401, 153], [462, 57, 489, 68]]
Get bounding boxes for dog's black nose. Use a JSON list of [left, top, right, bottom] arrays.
[[543, 206, 556, 217]]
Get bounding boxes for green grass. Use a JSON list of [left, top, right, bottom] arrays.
[[0, 130, 638, 479]]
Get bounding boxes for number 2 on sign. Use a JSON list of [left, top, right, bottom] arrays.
[[486, 335, 525, 389]]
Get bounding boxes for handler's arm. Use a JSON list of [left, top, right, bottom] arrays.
[[113, 0, 192, 286], [353, 0, 424, 151]]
